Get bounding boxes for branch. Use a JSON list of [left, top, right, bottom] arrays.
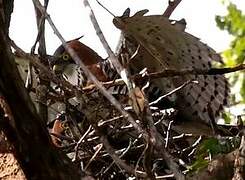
[[83, 64, 245, 92], [18, 2, 190, 178], [149, 80, 197, 106], [100, 134, 146, 178], [11, 40, 76, 92], [31, 0, 145, 145], [82, 0, 124, 77], [83, 0, 136, 101], [163, 0, 182, 18], [138, 64, 245, 80], [32, 0, 50, 123], [0, 6, 80, 179]]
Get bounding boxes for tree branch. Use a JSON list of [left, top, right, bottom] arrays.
[[0, 1, 81, 178], [163, 0, 182, 18]]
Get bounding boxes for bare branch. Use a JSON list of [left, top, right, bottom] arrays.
[[73, 125, 92, 161], [136, 64, 245, 81], [163, 0, 182, 18], [100, 135, 147, 178], [32, 0, 145, 136], [82, 0, 125, 77], [150, 80, 197, 106], [11, 40, 76, 92], [83, 64, 244, 92], [32, 0, 50, 123]]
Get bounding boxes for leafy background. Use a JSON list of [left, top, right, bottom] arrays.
[[215, 0, 245, 123]]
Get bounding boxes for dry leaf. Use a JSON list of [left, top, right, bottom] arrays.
[[128, 87, 145, 115], [50, 119, 64, 147]]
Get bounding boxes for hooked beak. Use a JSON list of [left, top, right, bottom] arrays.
[[48, 55, 64, 74], [52, 64, 64, 74]]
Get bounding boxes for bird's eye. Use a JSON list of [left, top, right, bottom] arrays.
[[62, 54, 70, 61]]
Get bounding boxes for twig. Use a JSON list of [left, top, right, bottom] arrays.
[[140, 102, 185, 179], [82, 0, 124, 76], [100, 135, 146, 178], [163, 0, 182, 18], [103, 139, 132, 174], [83, 64, 245, 92], [136, 64, 245, 81], [135, 143, 149, 177], [150, 80, 197, 106], [24, 2, 185, 179], [11, 40, 76, 92], [31, 0, 48, 54], [182, 136, 202, 154], [156, 174, 175, 179], [98, 115, 124, 126], [172, 133, 193, 140], [143, 139, 156, 179], [31, 0, 49, 54], [31, 2, 154, 177], [139, 105, 157, 179], [84, 2, 142, 122], [32, 0, 144, 138], [165, 120, 174, 148], [73, 125, 92, 161], [82, 1, 112, 62], [84, 143, 103, 170], [76, 125, 92, 148], [32, 0, 49, 123]]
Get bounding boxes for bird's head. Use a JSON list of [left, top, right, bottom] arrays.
[[50, 39, 108, 85], [51, 39, 104, 73], [51, 42, 74, 74]]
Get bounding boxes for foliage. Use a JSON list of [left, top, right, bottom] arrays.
[[190, 137, 240, 172], [216, 1, 245, 105]]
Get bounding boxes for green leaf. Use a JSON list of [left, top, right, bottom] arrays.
[[222, 111, 232, 123], [216, 2, 245, 105]]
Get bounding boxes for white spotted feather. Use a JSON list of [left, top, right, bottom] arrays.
[[114, 10, 229, 124]]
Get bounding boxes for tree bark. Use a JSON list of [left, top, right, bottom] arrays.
[[0, 1, 81, 179]]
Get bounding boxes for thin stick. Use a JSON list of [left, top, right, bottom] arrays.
[[83, 64, 245, 92], [146, 64, 245, 78], [84, 143, 103, 170], [163, 0, 182, 18], [149, 80, 197, 106], [83, 0, 136, 95], [32, 0, 144, 142], [165, 120, 174, 148], [24, 2, 186, 178], [11, 40, 76, 92], [100, 135, 146, 178], [83, 0, 123, 73], [73, 125, 92, 161], [103, 140, 132, 174]]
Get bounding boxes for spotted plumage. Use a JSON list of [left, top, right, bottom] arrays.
[[51, 39, 108, 86], [113, 9, 229, 125], [51, 10, 229, 132]]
